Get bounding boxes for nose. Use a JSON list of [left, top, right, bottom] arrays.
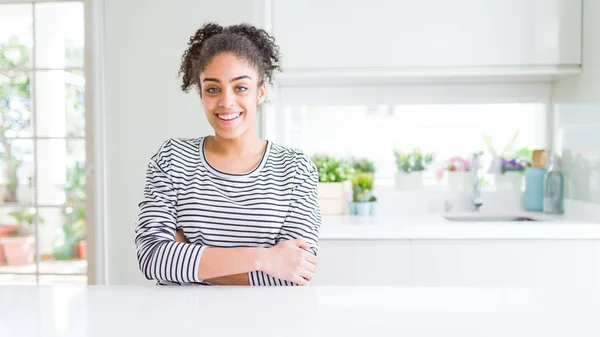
[[218, 88, 235, 108]]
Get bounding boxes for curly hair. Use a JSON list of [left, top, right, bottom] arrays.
[[178, 22, 281, 93]]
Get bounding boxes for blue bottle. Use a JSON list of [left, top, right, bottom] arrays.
[[524, 167, 546, 212], [543, 154, 564, 214]]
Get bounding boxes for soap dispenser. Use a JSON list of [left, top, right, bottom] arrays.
[[523, 150, 547, 212]]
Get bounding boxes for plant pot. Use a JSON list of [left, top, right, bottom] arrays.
[[494, 171, 523, 191], [355, 202, 371, 216], [446, 171, 472, 191], [77, 240, 87, 260], [0, 235, 35, 265], [395, 171, 423, 190], [0, 225, 18, 264], [317, 181, 352, 215], [348, 202, 357, 215], [369, 201, 378, 216]]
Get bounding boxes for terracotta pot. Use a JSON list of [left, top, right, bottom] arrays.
[[77, 240, 87, 260], [0, 225, 19, 265], [0, 235, 35, 265]]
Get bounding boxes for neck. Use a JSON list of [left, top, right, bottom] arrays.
[[210, 130, 264, 156]]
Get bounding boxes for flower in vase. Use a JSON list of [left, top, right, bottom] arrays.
[[446, 156, 470, 172], [500, 157, 530, 173]]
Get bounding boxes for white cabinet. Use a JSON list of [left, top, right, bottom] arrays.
[[272, 0, 581, 76], [411, 240, 600, 286], [311, 240, 411, 286], [315, 239, 600, 287]]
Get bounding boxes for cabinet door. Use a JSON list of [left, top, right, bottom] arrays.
[[311, 240, 410, 286], [273, 0, 581, 70], [411, 240, 600, 286]]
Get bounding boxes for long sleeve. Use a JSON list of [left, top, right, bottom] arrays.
[[249, 156, 321, 286], [135, 140, 206, 284]]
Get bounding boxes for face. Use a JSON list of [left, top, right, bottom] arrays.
[[199, 52, 266, 140]]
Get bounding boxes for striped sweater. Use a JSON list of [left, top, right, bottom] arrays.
[[135, 137, 321, 286]]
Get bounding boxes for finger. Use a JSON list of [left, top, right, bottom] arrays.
[[303, 260, 317, 274], [298, 268, 314, 282], [303, 251, 318, 265], [291, 239, 310, 249], [174, 229, 188, 243], [293, 274, 309, 286]]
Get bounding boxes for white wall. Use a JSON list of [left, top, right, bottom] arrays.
[[101, 0, 261, 284], [552, 0, 600, 206]]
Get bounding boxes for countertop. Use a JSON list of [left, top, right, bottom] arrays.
[[1, 285, 599, 337], [319, 211, 600, 240]]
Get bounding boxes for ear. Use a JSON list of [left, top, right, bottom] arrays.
[[257, 82, 266, 104]]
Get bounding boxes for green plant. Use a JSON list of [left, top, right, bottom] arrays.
[[351, 172, 374, 202], [7, 207, 44, 236], [352, 158, 376, 174], [393, 148, 434, 173], [311, 155, 354, 183], [63, 161, 86, 242]]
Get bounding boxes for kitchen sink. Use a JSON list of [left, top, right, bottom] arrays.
[[442, 214, 540, 222]]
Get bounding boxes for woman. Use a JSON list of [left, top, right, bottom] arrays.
[[134, 23, 321, 286]]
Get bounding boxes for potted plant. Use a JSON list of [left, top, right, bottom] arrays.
[[393, 148, 434, 190], [311, 155, 354, 215], [350, 172, 375, 216], [0, 207, 42, 265], [351, 157, 376, 174], [445, 155, 472, 190], [495, 157, 531, 191]]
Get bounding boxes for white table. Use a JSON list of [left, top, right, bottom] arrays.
[[1, 286, 598, 336]]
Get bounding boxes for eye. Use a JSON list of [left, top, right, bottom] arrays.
[[235, 86, 248, 92], [206, 87, 220, 94]]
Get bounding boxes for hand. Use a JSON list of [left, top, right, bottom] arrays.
[[174, 228, 189, 243], [261, 239, 318, 286]]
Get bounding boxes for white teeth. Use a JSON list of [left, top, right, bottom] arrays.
[[218, 112, 241, 120]]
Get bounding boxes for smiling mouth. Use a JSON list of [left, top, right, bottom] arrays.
[[217, 112, 243, 121]]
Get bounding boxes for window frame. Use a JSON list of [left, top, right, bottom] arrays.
[[0, 0, 103, 285]]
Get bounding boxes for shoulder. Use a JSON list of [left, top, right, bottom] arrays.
[[150, 137, 203, 167], [268, 141, 317, 180]]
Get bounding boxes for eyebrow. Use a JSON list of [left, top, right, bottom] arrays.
[[202, 75, 252, 83]]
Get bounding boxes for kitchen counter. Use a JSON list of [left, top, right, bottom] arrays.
[[1, 285, 599, 337], [319, 212, 600, 240]]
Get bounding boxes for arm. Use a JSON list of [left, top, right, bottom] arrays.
[[135, 141, 265, 284], [173, 229, 250, 285], [249, 158, 322, 286]]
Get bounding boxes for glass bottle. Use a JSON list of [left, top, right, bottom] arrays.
[[543, 154, 564, 214]]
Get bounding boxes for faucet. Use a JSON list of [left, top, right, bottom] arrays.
[[471, 151, 484, 212]]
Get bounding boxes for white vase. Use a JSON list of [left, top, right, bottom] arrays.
[[446, 171, 472, 191], [494, 172, 523, 191], [317, 181, 352, 215], [395, 171, 423, 190]]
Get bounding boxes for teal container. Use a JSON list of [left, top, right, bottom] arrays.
[[524, 167, 547, 212], [355, 203, 371, 216], [348, 202, 357, 215]]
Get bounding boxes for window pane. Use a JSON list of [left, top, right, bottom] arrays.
[[0, 71, 33, 138], [0, 139, 34, 205], [0, 4, 33, 69], [36, 70, 85, 137], [35, 2, 85, 69], [38, 206, 87, 275], [37, 139, 85, 205], [275, 103, 545, 186]]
